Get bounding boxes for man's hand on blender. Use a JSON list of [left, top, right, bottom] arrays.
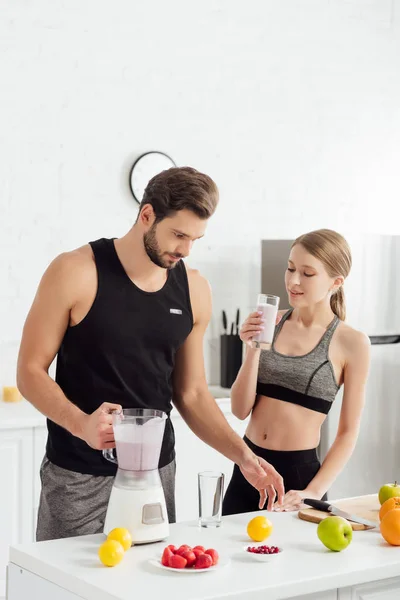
[[78, 402, 122, 450]]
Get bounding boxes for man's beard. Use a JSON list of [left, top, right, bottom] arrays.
[[143, 224, 181, 270]]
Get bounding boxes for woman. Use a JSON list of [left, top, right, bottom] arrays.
[[222, 229, 370, 515]]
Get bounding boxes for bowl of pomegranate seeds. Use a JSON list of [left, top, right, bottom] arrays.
[[243, 544, 283, 562]]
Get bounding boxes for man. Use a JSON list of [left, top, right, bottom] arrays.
[[17, 166, 284, 541]]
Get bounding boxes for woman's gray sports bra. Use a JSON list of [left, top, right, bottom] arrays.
[[257, 309, 341, 414]]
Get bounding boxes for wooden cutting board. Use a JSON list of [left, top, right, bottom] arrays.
[[298, 494, 380, 530]]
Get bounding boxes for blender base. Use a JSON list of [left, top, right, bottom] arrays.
[[103, 484, 170, 544]]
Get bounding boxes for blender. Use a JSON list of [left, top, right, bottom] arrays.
[[103, 408, 169, 544]]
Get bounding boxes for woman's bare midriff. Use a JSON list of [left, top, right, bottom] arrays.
[[245, 394, 327, 451]]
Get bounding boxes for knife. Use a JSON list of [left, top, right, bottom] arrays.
[[303, 498, 378, 528], [222, 310, 228, 334], [235, 309, 240, 335]]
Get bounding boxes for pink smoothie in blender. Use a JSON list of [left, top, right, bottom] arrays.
[[103, 408, 169, 543], [112, 409, 166, 471]]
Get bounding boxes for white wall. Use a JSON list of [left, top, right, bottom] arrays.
[[1, 0, 400, 386]]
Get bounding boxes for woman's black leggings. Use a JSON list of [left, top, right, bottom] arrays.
[[222, 435, 326, 516]]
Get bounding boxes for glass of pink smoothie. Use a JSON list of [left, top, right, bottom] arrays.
[[251, 293, 280, 350]]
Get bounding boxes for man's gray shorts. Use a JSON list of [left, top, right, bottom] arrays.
[[36, 456, 176, 541]]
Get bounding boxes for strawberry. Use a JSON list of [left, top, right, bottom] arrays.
[[181, 550, 196, 567], [167, 544, 178, 553], [176, 544, 192, 556], [193, 545, 205, 553], [161, 547, 174, 567], [194, 553, 213, 569], [204, 548, 219, 565], [168, 554, 187, 569], [192, 548, 204, 559]]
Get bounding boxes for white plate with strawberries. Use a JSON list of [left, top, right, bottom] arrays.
[[150, 543, 229, 573]]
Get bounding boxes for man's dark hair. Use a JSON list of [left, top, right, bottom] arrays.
[[139, 166, 219, 222]]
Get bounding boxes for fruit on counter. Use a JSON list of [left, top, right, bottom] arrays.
[[98, 539, 125, 567], [107, 527, 132, 551], [176, 544, 192, 556], [194, 553, 213, 569], [2, 386, 22, 403], [168, 554, 187, 569], [380, 508, 400, 546], [161, 546, 174, 566], [181, 550, 197, 567], [379, 497, 400, 521], [247, 516, 273, 542], [204, 548, 219, 565], [317, 516, 353, 552], [379, 482, 400, 505], [160, 543, 218, 569], [246, 545, 281, 554]]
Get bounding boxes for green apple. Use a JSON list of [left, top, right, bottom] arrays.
[[379, 482, 400, 505], [317, 516, 353, 552]]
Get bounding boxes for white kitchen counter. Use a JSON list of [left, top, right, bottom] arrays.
[[0, 400, 46, 429], [7, 499, 400, 600]]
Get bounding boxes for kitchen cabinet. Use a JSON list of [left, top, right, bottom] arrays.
[[32, 427, 47, 538], [339, 577, 400, 599], [294, 593, 337, 600], [0, 429, 32, 600]]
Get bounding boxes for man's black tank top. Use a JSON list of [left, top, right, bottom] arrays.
[[46, 238, 194, 475]]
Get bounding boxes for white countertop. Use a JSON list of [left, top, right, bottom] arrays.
[[9, 497, 400, 600], [0, 399, 46, 429], [0, 387, 231, 431]]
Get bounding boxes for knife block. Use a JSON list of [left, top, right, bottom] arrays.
[[220, 334, 243, 388]]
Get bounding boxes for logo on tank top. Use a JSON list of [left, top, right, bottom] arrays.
[[170, 308, 183, 315]]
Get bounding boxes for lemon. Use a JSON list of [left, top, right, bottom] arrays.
[[98, 539, 125, 567], [247, 515, 273, 542], [107, 527, 132, 551]]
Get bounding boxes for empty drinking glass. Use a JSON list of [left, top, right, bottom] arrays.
[[198, 471, 225, 528]]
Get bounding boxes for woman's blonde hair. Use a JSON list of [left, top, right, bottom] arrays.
[[292, 229, 352, 321]]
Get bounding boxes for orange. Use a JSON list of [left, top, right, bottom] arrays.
[[379, 497, 400, 522], [107, 527, 132, 551], [380, 509, 400, 546], [98, 539, 125, 567], [247, 515, 273, 542]]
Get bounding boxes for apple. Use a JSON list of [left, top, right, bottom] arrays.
[[379, 482, 400, 506], [317, 516, 353, 552]]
